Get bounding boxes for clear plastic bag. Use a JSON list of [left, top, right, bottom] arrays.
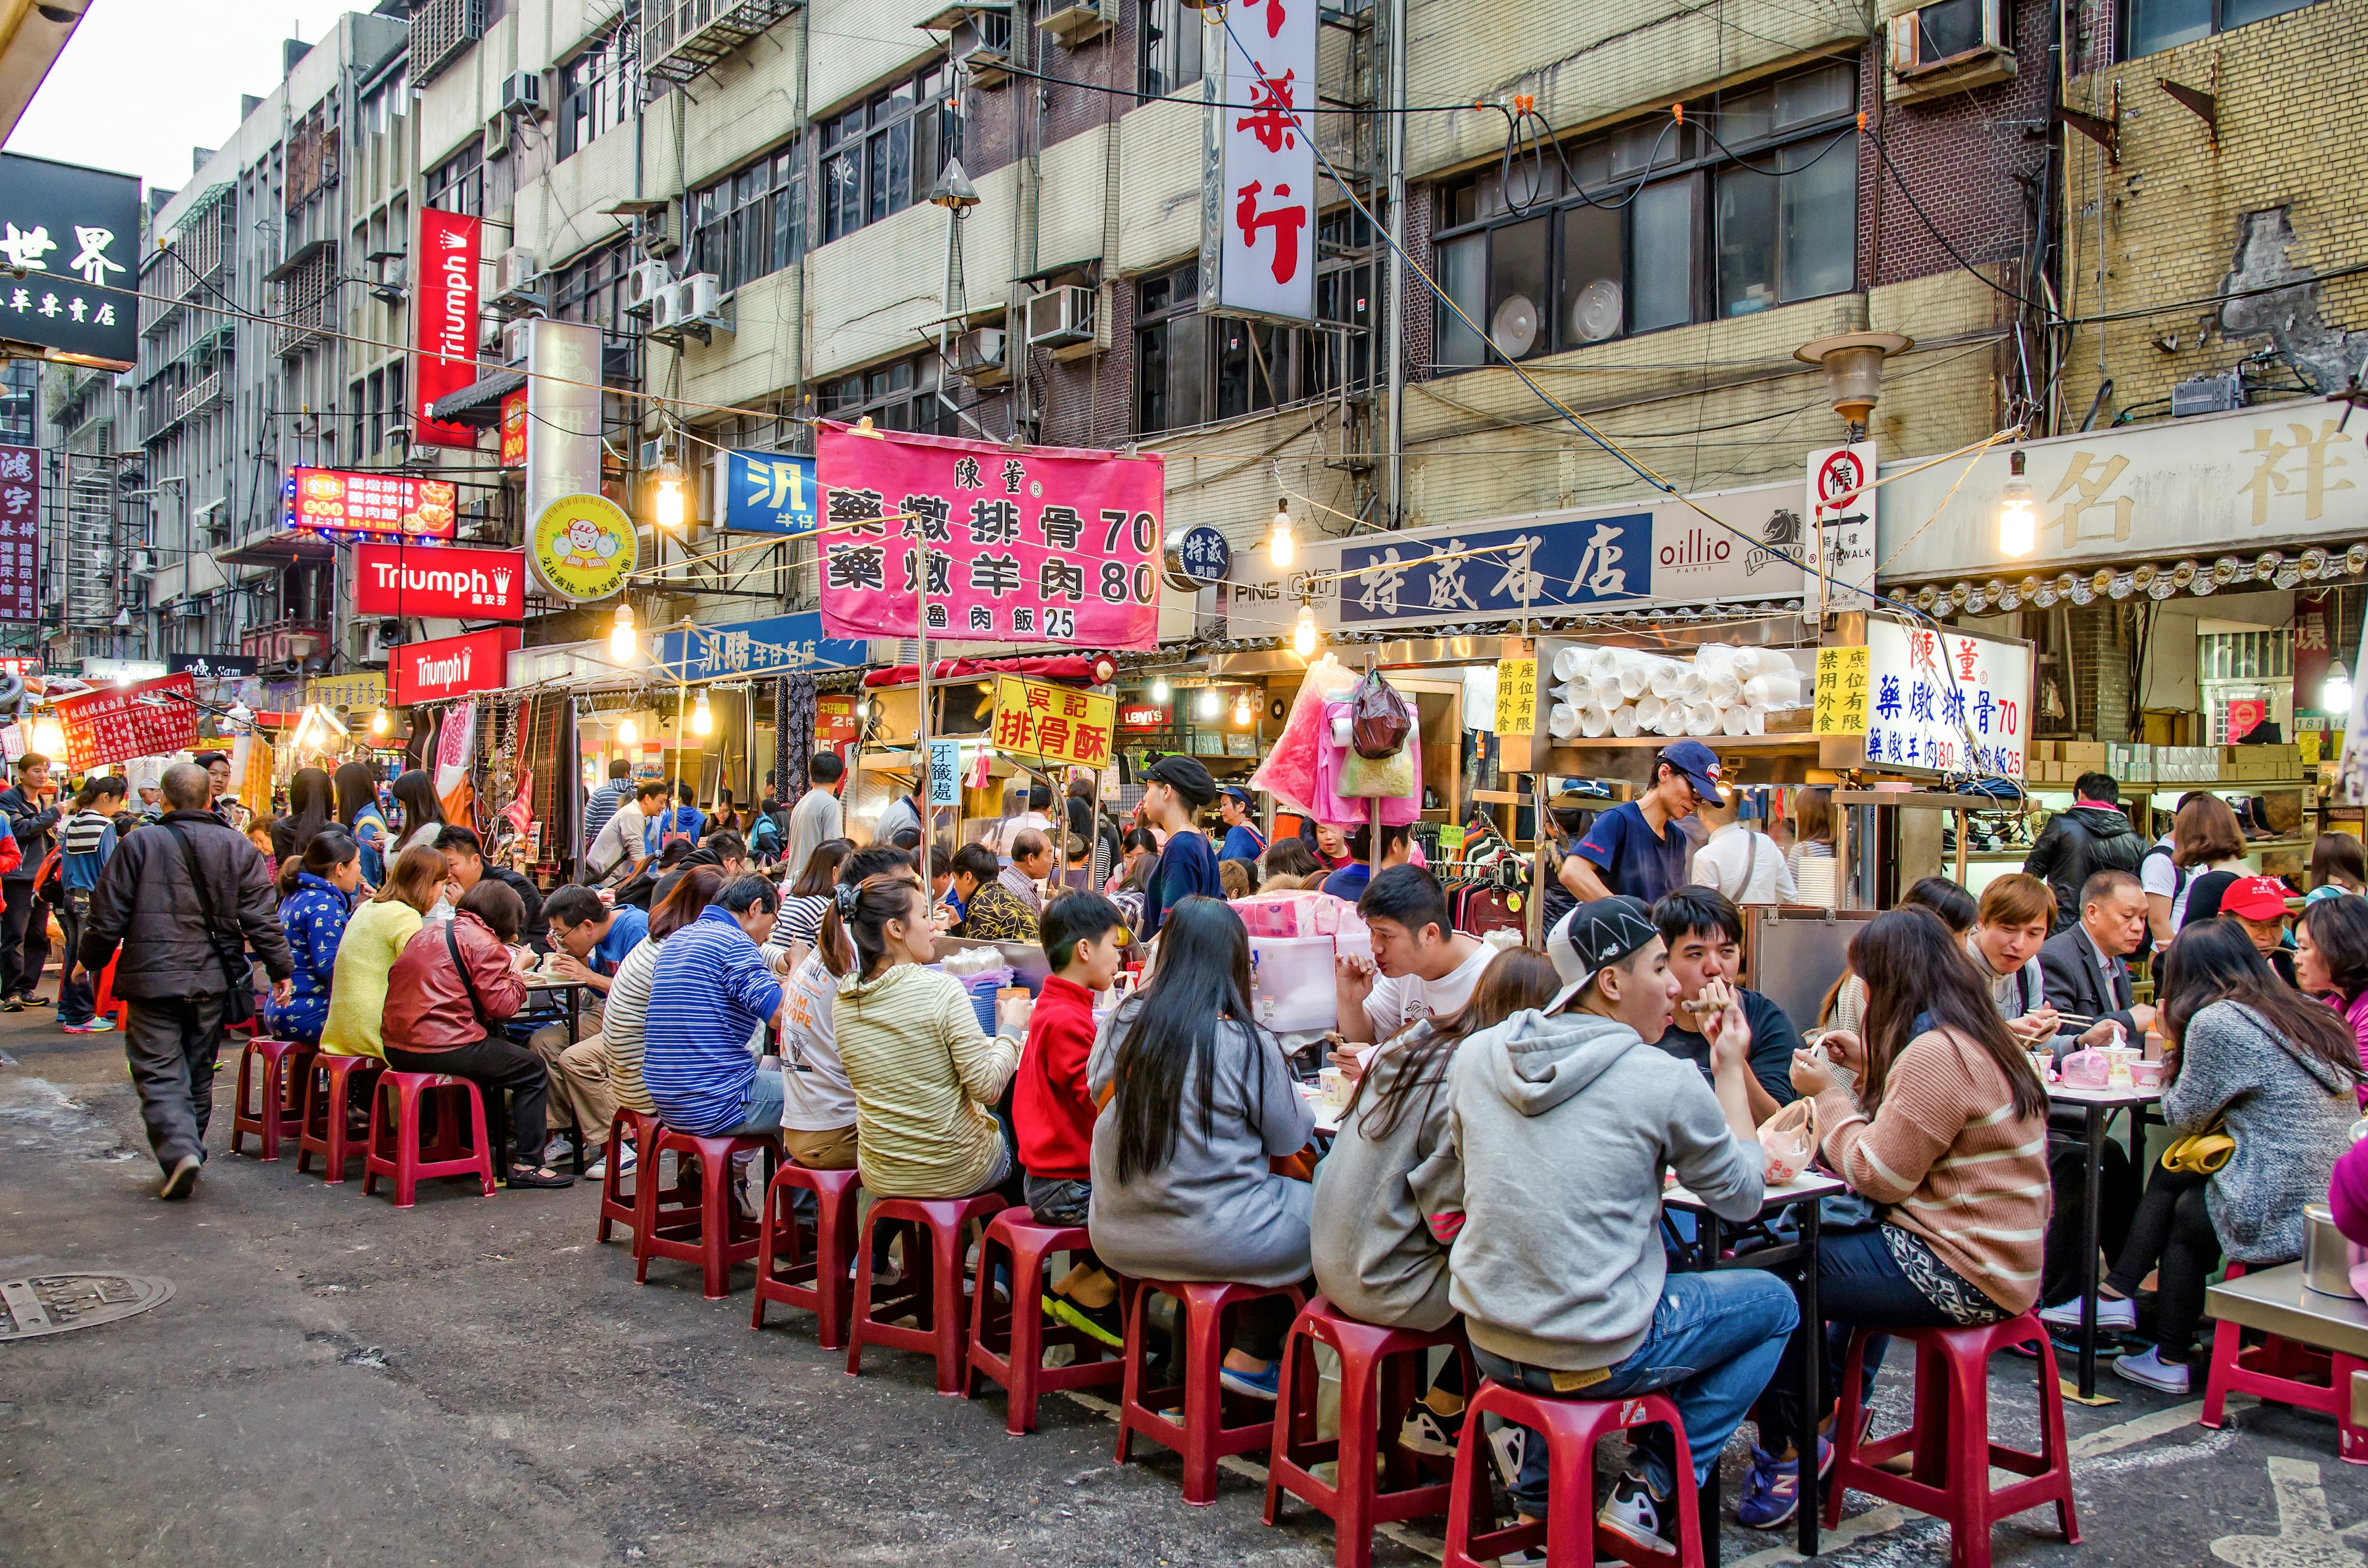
[[1757, 1097, 1821, 1184]]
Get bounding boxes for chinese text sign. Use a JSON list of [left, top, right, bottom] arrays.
[[649, 612, 868, 679], [989, 676, 1117, 770], [411, 208, 483, 449], [0, 153, 138, 367], [928, 738, 963, 807], [1812, 645, 1870, 734], [1495, 657, 1536, 735], [815, 422, 1166, 649], [354, 542, 524, 620], [391, 627, 521, 705], [722, 450, 818, 534], [1860, 622, 2029, 778], [0, 444, 36, 621], [1339, 515, 1651, 624], [285, 468, 458, 540], [55, 675, 197, 769], [1204, 0, 1316, 322]]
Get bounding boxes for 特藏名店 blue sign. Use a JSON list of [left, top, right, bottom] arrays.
[[1336, 515, 1656, 625], [0, 153, 140, 370], [720, 450, 817, 535], [651, 612, 869, 681]]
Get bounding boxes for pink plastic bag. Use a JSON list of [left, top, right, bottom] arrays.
[[2058, 1048, 2111, 1088]]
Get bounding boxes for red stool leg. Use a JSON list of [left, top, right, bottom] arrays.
[[1115, 1282, 1149, 1467], [1539, 1402, 1601, 1567], [1825, 1326, 1874, 1529], [1178, 1289, 1227, 1505], [2030, 1332, 2084, 1540], [815, 1176, 856, 1350], [845, 1207, 885, 1376], [1943, 1334, 1994, 1568], [699, 1144, 733, 1299], [230, 1043, 261, 1156], [927, 1206, 970, 1394], [463, 1082, 495, 1196], [1329, 1331, 1381, 1568]]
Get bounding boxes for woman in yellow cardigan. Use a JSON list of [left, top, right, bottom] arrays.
[[320, 846, 449, 1059]]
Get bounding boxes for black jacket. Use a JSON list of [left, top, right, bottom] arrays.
[[80, 810, 294, 999], [2036, 922, 2140, 1043], [484, 864, 548, 952], [0, 785, 59, 882], [2023, 803, 2145, 931]]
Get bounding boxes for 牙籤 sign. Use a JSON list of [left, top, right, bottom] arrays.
[[390, 626, 521, 705], [354, 543, 524, 620]]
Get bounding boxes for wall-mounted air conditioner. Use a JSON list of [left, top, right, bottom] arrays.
[[489, 248, 545, 314], [499, 70, 545, 118], [956, 325, 1008, 386], [1024, 285, 1095, 350], [1887, 0, 2015, 102], [638, 204, 679, 257], [625, 260, 673, 316]]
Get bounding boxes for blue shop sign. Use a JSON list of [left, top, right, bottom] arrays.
[[720, 450, 818, 535], [651, 612, 868, 679], [1165, 524, 1233, 591], [1335, 512, 1654, 625]]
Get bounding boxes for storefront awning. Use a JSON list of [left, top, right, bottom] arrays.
[[425, 369, 525, 428]]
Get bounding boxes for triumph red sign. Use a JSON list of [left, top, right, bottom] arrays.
[[390, 626, 520, 705], [411, 208, 483, 450], [355, 543, 525, 621]]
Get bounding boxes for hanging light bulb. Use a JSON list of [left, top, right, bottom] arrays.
[[1998, 449, 2036, 558], [1268, 498, 1294, 568], [1197, 687, 1222, 720], [1232, 691, 1254, 726], [651, 460, 688, 532], [1149, 676, 1170, 703], [1293, 602, 1320, 658], [371, 707, 391, 737], [609, 601, 638, 662], [2328, 661, 2354, 715], [691, 689, 713, 735], [618, 716, 639, 746]]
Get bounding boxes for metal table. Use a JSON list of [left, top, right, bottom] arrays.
[[522, 976, 598, 1172], [2045, 1082, 2162, 1398], [1664, 1172, 1847, 1561]]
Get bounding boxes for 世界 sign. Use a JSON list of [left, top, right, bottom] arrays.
[[390, 626, 521, 705], [354, 542, 525, 620], [1203, 0, 1315, 323], [0, 154, 139, 370], [411, 208, 483, 450]]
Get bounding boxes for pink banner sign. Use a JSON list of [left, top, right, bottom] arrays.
[[816, 421, 1166, 650]]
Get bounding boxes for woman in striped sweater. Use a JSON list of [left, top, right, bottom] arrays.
[[1740, 907, 2052, 1531]]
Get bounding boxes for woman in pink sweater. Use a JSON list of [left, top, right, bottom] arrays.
[[1738, 908, 2052, 1532], [2296, 897, 2368, 1106]]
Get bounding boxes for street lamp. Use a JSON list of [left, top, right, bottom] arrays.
[[651, 460, 688, 532], [2329, 662, 2353, 715], [1794, 332, 1912, 439], [609, 601, 638, 663], [691, 689, 713, 735], [1149, 676, 1170, 703], [1197, 688, 1222, 720], [618, 716, 639, 747], [1999, 449, 2036, 558], [371, 707, 391, 736], [1293, 602, 1320, 658], [1268, 498, 1294, 568]]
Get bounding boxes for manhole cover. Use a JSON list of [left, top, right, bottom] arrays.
[[0, 1273, 173, 1340]]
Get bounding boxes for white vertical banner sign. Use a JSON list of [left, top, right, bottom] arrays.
[[525, 319, 604, 533], [1201, 0, 1318, 322], [1809, 441, 1877, 615]]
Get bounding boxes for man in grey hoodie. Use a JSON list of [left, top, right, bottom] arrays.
[[1437, 897, 1797, 1554]]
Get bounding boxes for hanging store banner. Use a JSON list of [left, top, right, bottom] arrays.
[[989, 674, 1117, 769], [410, 208, 483, 450], [53, 674, 198, 770], [815, 421, 1166, 649], [524, 318, 603, 529], [1202, 0, 1316, 322], [0, 444, 36, 622], [649, 612, 870, 681], [530, 492, 636, 603], [1809, 441, 1877, 614], [719, 449, 818, 534], [499, 387, 528, 467], [284, 467, 459, 541], [354, 542, 525, 620], [391, 626, 522, 706], [1854, 620, 2031, 779], [0, 153, 139, 370], [1225, 479, 1810, 634]]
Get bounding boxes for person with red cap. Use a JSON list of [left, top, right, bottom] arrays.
[[2218, 874, 2300, 987]]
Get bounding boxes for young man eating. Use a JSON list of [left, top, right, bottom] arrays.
[[1334, 864, 1492, 1047], [1646, 886, 1801, 1120]]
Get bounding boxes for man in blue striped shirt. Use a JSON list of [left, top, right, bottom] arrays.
[[643, 875, 788, 1137]]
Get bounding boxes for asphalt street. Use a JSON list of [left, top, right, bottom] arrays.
[[5, 1006, 2368, 1567]]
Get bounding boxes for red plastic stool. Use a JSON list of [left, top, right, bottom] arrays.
[[964, 1207, 1126, 1433], [753, 1162, 864, 1348], [1823, 1313, 2080, 1568], [595, 1107, 663, 1245], [229, 1036, 314, 1159], [2202, 1259, 2368, 1461], [845, 1192, 1011, 1393], [361, 1071, 496, 1207], [1116, 1278, 1308, 1506], [633, 1128, 775, 1299], [1441, 1381, 1703, 1568], [1265, 1297, 1482, 1566], [294, 1052, 382, 1183]]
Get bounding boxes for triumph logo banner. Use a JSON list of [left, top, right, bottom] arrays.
[[390, 626, 520, 705], [354, 542, 525, 621]]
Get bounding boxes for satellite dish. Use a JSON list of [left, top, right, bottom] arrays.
[[1490, 294, 1539, 358], [1574, 279, 1623, 342]]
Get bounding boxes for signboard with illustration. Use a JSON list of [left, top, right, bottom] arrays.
[[355, 542, 525, 620], [530, 492, 636, 602]]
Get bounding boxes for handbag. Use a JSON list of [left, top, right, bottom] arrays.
[[1349, 670, 1414, 760], [162, 821, 257, 1028], [2161, 1125, 2235, 1175]]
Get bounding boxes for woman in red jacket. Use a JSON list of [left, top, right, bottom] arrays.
[[381, 880, 569, 1188]]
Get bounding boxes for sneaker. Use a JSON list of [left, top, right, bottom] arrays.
[[2113, 1345, 2192, 1394], [2039, 1295, 2137, 1331], [1737, 1438, 1832, 1530], [60, 1018, 113, 1034], [157, 1154, 202, 1201], [22, 994, 49, 1006], [1596, 1471, 1671, 1556], [585, 1144, 636, 1181], [1399, 1404, 1465, 1458], [1488, 1424, 1527, 1493], [1047, 1292, 1125, 1350], [1218, 1358, 1280, 1401], [4, 997, 25, 1013], [543, 1135, 576, 1164]]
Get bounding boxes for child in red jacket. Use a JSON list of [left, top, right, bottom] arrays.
[[1016, 890, 1128, 1346]]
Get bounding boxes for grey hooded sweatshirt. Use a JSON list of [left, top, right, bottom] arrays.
[[1443, 1006, 1764, 1371], [1310, 1022, 1463, 1331]]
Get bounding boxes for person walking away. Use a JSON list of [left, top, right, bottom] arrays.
[[1439, 896, 1790, 1550], [1087, 896, 1318, 1399], [0, 750, 59, 1009], [1136, 755, 1222, 940], [2295, 894, 2368, 1102], [1757, 909, 2050, 1527], [321, 846, 446, 1062], [1312, 947, 1558, 1457], [582, 759, 635, 862], [1783, 786, 1835, 884], [2306, 832, 2367, 905], [875, 782, 923, 852], [2022, 772, 2145, 932], [79, 761, 295, 1199], [381, 879, 571, 1188], [2142, 793, 2247, 975], [334, 761, 390, 886], [783, 753, 846, 880], [56, 774, 126, 1034], [2091, 919, 2361, 1392], [262, 832, 362, 1045], [1563, 741, 1725, 907]]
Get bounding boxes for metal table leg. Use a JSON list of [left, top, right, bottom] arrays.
[[1797, 1198, 1822, 1557], [2079, 1104, 2105, 1399]]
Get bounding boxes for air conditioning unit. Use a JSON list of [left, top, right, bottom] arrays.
[[503, 318, 533, 364], [1024, 284, 1096, 355], [1037, 0, 1113, 48], [489, 247, 545, 314], [174, 599, 206, 620], [624, 260, 673, 316], [955, 325, 1008, 386], [347, 617, 397, 667], [2172, 372, 2243, 418], [499, 70, 544, 119], [679, 273, 723, 322], [637, 204, 679, 258], [126, 549, 156, 579], [1887, 0, 2015, 101]]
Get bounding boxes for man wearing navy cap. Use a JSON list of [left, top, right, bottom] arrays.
[[1564, 741, 1723, 908]]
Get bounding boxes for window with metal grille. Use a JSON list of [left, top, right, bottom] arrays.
[[817, 65, 959, 246]]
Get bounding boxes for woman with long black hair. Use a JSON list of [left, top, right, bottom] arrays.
[[389, 769, 446, 855], [2095, 918, 2362, 1394], [334, 760, 390, 885], [1087, 895, 1317, 1399], [272, 766, 335, 865], [2296, 895, 2368, 1102]]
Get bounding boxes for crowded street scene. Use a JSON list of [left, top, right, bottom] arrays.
[[12, 1, 2368, 1564]]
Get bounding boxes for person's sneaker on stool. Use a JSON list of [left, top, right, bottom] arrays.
[[2039, 1294, 2136, 1331], [1595, 1470, 1671, 1554], [1738, 1437, 1832, 1529], [1398, 1403, 1464, 1458], [1216, 1353, 1279, 1400], [2113, 1344, 2190, 1394]]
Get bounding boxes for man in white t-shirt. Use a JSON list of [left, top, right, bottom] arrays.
[[1687, 791, 1796, 906], [2139, 824, 2190, 963], [783, 752, 846, 876], [588, 779, 666, 887], [1334, 864, 1495, 1045]]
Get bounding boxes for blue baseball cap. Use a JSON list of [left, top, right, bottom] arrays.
[[1657, 740, 1727, 807]]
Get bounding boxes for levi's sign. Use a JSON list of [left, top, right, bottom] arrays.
[[354, 543, 525, 621], [391, 626, 521, 705]]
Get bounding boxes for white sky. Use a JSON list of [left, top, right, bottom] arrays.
[[6, 1, 368, 194]]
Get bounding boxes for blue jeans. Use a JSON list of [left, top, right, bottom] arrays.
[[1474, 1270, 1798, 1514], [1764, 1225, 1957, 1440], [726, 1059, 788, 1135]]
